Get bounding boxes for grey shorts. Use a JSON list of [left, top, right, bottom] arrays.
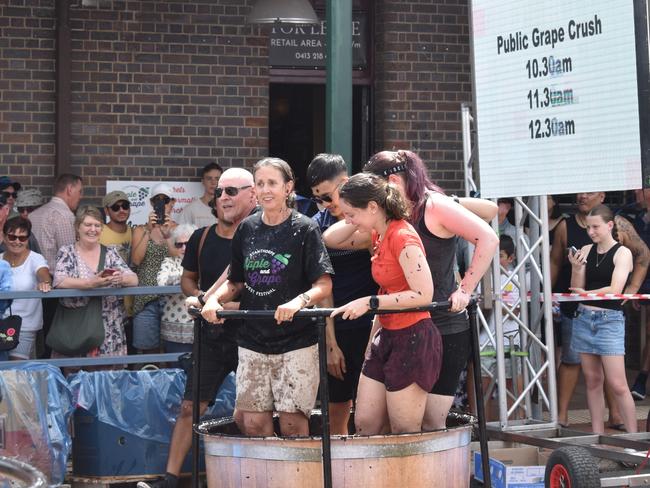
[[235, 344, 319, 417]]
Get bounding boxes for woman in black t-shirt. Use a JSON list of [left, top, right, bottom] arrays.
[[202, 158, 333, 437]]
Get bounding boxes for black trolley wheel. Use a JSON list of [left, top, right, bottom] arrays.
[[544, 446, 599, 488]]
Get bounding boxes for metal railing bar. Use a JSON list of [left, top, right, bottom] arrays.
[[3, 353, 184, 368], [0, 285, 180, 299]]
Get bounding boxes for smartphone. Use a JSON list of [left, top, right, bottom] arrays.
[[100, 268, 117, 277], [153, 199, 166, 225], [568, 246, 578, 256]]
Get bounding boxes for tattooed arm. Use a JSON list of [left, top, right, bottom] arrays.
[[615, 215, 650, 294]]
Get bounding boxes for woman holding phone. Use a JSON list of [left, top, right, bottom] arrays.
[[131, 183, 178, 354], [53, 206, 137, 358], [568, 204, 636, 433]]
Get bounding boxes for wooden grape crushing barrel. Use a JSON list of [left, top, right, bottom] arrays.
[[197, 412, 475, 488]]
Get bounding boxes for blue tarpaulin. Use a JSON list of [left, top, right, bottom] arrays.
[[68, 369, 235, 444], [0, 363, 74, 485]]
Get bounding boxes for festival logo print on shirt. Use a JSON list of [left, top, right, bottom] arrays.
[[244, 249, 291, 297]]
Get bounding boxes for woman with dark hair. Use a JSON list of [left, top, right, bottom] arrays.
[[1, 217, 50, 359], [327, 150, 498, 430], [568, 204, 636, 433], [326, 173, 441, 434], [201, 157, 333, 437]]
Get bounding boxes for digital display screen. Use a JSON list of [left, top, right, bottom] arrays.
[[471, 0, 642, 198]]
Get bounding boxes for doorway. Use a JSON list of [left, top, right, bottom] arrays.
[[269, 83, 371, 198]]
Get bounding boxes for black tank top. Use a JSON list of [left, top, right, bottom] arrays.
[[417, 213, 469, 335], [558, 215, 593, 316], [583, 243, 623, 310]]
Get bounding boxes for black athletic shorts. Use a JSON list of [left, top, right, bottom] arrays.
[[183, 326, 238, 403], [430, 328, 471, 396], [327, 324, 372, 403]]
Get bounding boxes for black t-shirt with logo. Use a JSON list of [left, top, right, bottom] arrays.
[[182, 225, 238, 340], [229, 210, 334, 354]]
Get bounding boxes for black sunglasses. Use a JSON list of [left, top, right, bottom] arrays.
[[311, 182, 343, 205], [215, 185, 252, 198], [311, 194, 334, 205], [6, 233, 29, 242], [2, 191, 18, 199], [174, 241, 188, 249], [18, 206, 37, 214], [110, 201, 131, 212], [151, 195, 171, 205]]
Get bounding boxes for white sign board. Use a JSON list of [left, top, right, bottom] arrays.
[[105, 181, 204, 225], [471, 0, 642, 198]]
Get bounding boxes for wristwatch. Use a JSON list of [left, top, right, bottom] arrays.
[[369, 295, 379, 311], [197, 293, 206, 306], [299, 293, 311, 307]]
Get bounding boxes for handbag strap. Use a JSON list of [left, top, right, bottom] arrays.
[[196, 225, 212, 289], [98, 244, 107, 271]]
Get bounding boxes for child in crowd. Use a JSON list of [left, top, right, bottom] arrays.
[[480, 235, 526, 419]]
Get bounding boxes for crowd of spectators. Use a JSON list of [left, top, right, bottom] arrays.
[[0, 156, 650, 488]]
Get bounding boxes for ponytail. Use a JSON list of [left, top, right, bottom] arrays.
[[384, 183, 410, 221]]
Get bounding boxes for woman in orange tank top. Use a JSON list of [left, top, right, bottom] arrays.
[[327, 173, 442, 435]]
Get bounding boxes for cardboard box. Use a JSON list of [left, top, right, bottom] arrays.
[[474, 447, 546, 488]]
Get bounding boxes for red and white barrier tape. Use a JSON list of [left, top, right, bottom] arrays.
[[515, 292, 650, 302]]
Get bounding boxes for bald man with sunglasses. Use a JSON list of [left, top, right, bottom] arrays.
[[138, 168, 257, 488]]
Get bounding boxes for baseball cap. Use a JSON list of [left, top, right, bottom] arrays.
[[16, 188, 44, 208], [103, 190, 130, 208], [0, 177, 21, 192], [150, 183, 174, 199]]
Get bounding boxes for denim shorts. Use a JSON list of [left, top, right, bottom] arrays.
[[571, 305, 625, 356], [560, 313, 581, 365], [132, 299, 162, 350]]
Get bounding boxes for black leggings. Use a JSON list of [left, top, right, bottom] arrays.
[[429, 328, 471, 396]]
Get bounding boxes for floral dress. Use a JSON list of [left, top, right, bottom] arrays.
[[53, 244, 135, 357], [157, 256, 193, 344], [133, 239, 168, 315]]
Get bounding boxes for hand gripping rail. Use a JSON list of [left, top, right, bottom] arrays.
[[186, 299, 491, 488]]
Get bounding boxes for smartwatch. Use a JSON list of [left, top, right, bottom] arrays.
[[369, 295, 379, 311], [197, 293, 206, 306]]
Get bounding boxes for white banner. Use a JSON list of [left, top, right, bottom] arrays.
[[105, 180, 204, 226], [471, 0, 642, 198]]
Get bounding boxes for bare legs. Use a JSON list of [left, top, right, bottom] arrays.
[[557, 363, 580, 426], [239, 411, 310, 437], [422, 394, 454, 430], [355, 373, 427, 435], [581, 353, 637, 434], [329, 400, 353, 435]]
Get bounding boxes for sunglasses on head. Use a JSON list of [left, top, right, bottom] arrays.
[[215, 185, 252, 198], [6, 233, 29, 242], [151, 195, 171, 205], [110, 201, 131, 212], [174, 241, 188, 249], [2, 191, 18, 199]]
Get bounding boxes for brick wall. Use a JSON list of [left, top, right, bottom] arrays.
[[0, 0, 472, 202], [69, 0, 269, 201], [1, 0, 269, 203], [0, 0, 56, 190], [374, 0, 471, 193]]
